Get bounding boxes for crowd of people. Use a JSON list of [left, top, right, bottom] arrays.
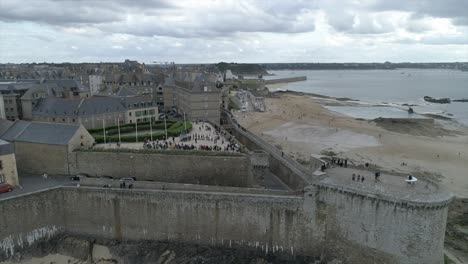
[[141, 121, 241, 153]]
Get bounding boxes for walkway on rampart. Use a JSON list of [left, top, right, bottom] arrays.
[[221, 109, 315, 184], [322, 167, 452, 203]]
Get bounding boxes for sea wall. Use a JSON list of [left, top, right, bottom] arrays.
[[309, 184, 451, 264], [0, 186, 451, 264], [69, 151, 253, 187], [0, 188, 64, 260], [265, 76, 307, 85], [221, 110, 318, 190]]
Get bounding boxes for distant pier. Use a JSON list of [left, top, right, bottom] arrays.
[[265, 76, 307, 85]]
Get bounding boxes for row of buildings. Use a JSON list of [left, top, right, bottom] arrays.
[[0, 61, 225, 129]]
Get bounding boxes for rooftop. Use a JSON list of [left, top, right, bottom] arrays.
[[32, 95, 154, 117], [14, 122, 81, 145]]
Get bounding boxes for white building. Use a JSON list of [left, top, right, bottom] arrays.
[[89, 75, 103, 96], [0, 95, 5, 119]]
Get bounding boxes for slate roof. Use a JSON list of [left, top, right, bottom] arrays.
[[0, 120, 31, 142], [0, 139, 14, 155], [0, 119, 14, 136], [14, 122, 81, 145], [32, 95, 154, 117], [33, 96, 127, 117]]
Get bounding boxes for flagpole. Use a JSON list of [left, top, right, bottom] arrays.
[[183, 111, 187, 133], [135, 119, 138, 143], [150, 115, 153, 142], [164, 115, 168, 140], [117, 118, 121, 145], [103, 119, 106, 144]]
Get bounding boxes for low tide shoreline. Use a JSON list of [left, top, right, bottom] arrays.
[[234, 90, 468, 199]]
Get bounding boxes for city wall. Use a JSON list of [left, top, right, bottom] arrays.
[[220, 110, 320, 190], [69, 151, 253, 187], [0, 188, 64, 260], [0, 186, 451, 264]]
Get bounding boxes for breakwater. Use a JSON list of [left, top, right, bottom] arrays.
[[265, 76, 307, 85]]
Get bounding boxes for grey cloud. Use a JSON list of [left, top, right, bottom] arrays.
[[370, 0, 468, 25], [420, 35, 468, 45], [0, 0, 171, 25], [327, 12, 395, 34], [0, 0, 316, 38]]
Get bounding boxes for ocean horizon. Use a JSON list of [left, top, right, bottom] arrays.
[[266, 69, 468, 127]]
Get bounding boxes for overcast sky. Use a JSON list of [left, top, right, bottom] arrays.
[[1, 0, 467, 63]]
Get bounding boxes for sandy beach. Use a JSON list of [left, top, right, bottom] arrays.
[[234, 92, 468, 198]]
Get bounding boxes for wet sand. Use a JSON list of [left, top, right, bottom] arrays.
[[234, 93, 468, 198]]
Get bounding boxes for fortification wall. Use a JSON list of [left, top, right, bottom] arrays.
[[308, 184, 451, 264], [14, 142, 69, 175], [221, 110, 318, 190], [0, 186, 451, 264], [70, 151, 253, 187], [0, 188, 64, 260]]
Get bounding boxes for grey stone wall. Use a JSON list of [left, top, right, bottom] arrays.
[[306, 184, 450, 264], [70, 151, 253, 187], [14, 142, 69, 175], [0, 186, 451, 264], [0, 188, 65, 260]]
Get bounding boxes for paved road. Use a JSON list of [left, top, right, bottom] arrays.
[[0, 173, 73, 200]]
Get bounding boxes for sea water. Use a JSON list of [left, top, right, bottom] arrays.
[[266, 69, 468, 126]]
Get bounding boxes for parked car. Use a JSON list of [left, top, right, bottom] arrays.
[[0, 183, 13, 193], [70, 176, 80, 181]]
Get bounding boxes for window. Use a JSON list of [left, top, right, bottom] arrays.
[[0, 160, 3, 170], [72, 119, 76, 122], [52, 118, 56, 121], [62, 119, 65, 122], [129, 112, 132, 116]]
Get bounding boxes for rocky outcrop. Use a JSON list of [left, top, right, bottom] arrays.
[[424, 96, 451, 104]]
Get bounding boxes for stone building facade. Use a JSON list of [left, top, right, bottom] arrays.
[[0, 139, 18, 186], [31, 95, 158, 129], [0, 121, 95, 175]]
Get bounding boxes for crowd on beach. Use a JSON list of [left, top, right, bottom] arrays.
[[142, 121, 241, 153]]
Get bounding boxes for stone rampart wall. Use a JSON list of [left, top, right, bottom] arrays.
[[0, 186, 451, 264], [70, 151, 253, 187]]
